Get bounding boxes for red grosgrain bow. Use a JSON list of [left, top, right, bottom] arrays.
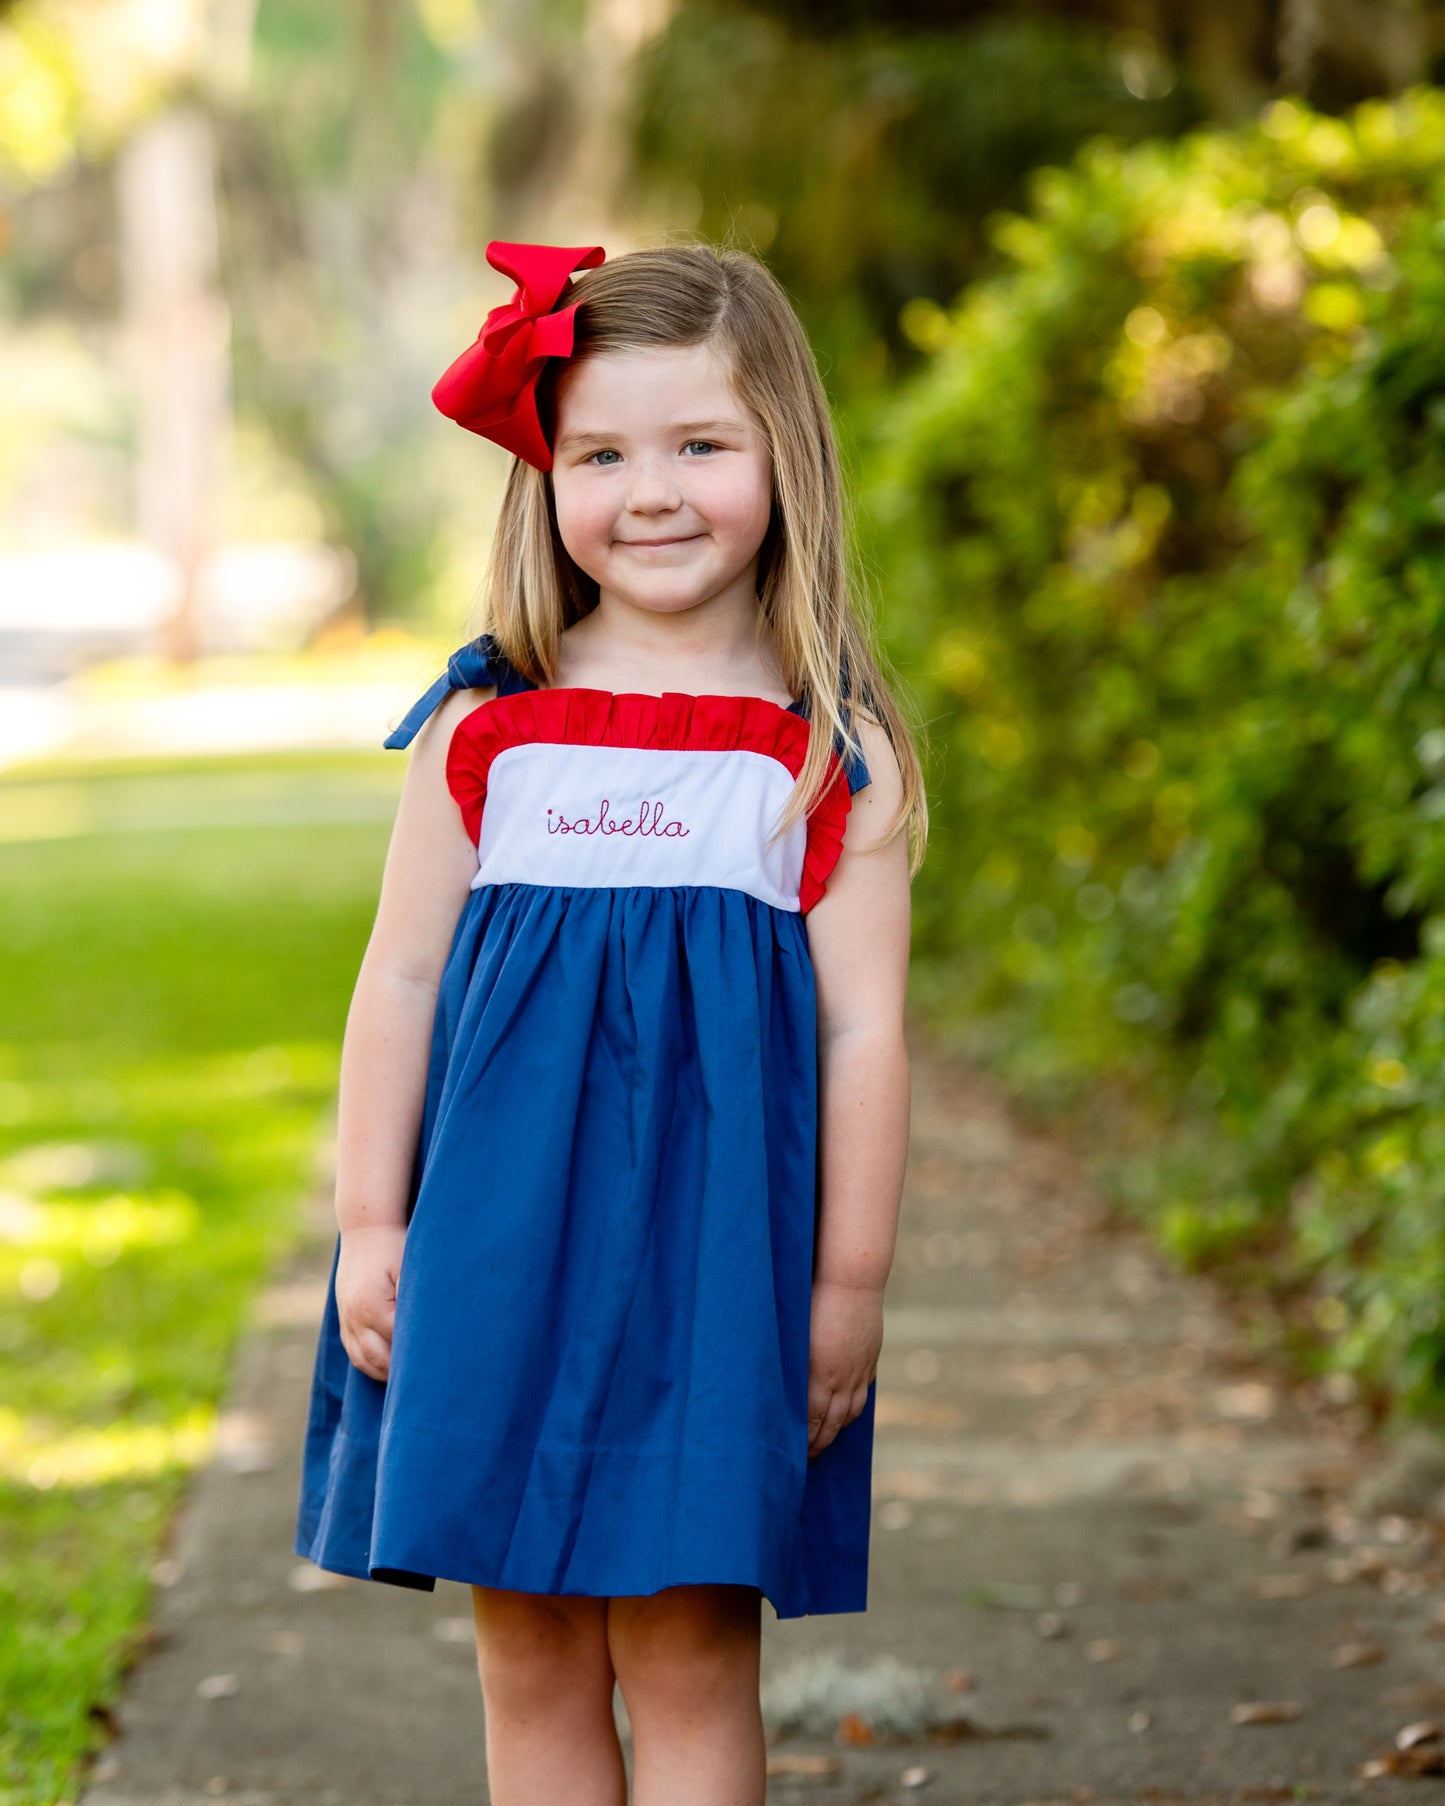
[[431, 240, 606, 471]]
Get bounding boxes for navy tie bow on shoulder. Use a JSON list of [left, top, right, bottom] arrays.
[[381, 639, 509, 750]]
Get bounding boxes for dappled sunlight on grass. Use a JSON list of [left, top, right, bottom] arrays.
[[0, 752, 389, 1802], [0, 1189, 200, 1260], [0, 1402, 215, 1490]]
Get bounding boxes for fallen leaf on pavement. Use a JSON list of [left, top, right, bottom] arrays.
[[1331, 1640, 1385, 1668], [835, 1712, 875, 1745], [1228, 1700, 1302, 1725], [766, 1754, 841, 1777], [1360, 1747, 1445, 1777], [923, 1713, 1051, 1745], [1396, 1719, 1441, 1750]]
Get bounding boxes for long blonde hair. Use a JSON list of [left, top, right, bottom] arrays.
[[470, 242, 927, 871]]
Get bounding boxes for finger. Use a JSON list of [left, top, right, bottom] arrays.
[[340, 1317, 387, 1370], [355, 1307, 390, 1350], [824, 1394, 853, 1439], [808, 1379, 839, 1429], [819, 1389, 857, 1445], [361, 1327, 392, 1379], [807, 1383, 834, 1440], [343, 1336, 383, 1382], [349, 1326, 390, 1381], [808, 1392, 848, 1455]]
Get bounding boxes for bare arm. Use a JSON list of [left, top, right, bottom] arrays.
[[802, 716, 912, 1454], [332, 684, 491, 1380]]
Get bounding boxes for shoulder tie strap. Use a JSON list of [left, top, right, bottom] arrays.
[[836, 711, 872, 795], [783, 702, 871, 794], [834, 649, 872, 795], [787, 669, 872, 795], [382, 635, 517, 750]]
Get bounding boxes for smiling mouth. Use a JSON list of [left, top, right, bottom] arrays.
[[619, 535, 701, 548]]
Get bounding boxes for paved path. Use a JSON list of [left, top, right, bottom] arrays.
[[80, 1033, 1445, 1805]]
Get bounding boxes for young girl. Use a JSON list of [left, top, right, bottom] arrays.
[[295, 239, 925, 1806]]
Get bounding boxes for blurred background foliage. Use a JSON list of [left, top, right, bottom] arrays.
[[869, 89, 1445, 1410], [11, 0, 1443, 628], [10, 2, 1445, 1797]]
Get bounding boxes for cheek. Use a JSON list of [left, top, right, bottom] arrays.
[[551, 477, 613, 561], [700, 463, 773, 544]]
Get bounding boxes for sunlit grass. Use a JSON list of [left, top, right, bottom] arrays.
[[0, 752, 398, 1805], [0, 1405, 215, 1491]]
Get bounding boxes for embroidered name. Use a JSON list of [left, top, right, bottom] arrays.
[[545, 798, 691, 839]]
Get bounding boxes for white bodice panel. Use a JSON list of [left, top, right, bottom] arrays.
[[471, 742, 807, 911]]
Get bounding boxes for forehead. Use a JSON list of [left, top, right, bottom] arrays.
[[555, 341, 749, 431]]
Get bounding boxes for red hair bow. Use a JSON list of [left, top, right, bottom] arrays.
[[431, 240, 606, 471]]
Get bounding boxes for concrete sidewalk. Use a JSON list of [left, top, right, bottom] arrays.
[[80, 1037, 1445, 1805]]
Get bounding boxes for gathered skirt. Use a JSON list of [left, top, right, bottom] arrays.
[[294, 879, 875, 1618]]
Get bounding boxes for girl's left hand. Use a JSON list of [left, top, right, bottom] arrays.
[[807, 1277, 884, 1457]]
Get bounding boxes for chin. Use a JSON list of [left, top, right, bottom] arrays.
[[635, 596, 711, 617]]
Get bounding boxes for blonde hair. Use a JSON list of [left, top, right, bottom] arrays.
[[470, 242, 927, 872]]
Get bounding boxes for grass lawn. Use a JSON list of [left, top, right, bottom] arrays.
[[0, 751, 400, 1806]]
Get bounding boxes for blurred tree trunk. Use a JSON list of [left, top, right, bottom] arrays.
[[352, 0, 404, 276], [486, 0, 675, 248], [114, 0, 256, 667], [559, 0, 674, 243], [117, 103, 231, 667]]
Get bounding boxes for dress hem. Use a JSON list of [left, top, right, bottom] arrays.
[[291, 1534, 868, 1620]]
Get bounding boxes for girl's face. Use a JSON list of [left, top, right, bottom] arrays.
[[549, 341, 774, 623]]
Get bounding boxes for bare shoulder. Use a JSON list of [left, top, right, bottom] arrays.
[[397, 682, 499, 777], [841, 713, 905, 855], [366, 685, 494, 985], [387, 683, 501, 852], [808, 707, 911, 1023], [421, 681, 498, 744]]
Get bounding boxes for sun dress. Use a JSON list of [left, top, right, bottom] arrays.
[[294, 633, 876, 1618]]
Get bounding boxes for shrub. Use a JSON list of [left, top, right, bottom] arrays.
[[868, 89, 1445, 1415]]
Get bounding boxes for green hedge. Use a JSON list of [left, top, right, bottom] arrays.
[[868, 90, 1445, 1415]]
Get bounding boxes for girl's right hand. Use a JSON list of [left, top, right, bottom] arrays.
[[335, 1223, 408, 1382]]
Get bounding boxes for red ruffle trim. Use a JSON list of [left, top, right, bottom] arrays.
[[445, 687, 852, 913]]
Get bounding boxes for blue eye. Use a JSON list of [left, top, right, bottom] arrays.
[[585, 438, 718, 462]]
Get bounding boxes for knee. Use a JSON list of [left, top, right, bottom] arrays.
[[608, 1585, 760, 1716], [472, 1588, 611, 1713]]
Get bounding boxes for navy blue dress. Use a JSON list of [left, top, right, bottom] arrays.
[[294, 635, 876, 1617]]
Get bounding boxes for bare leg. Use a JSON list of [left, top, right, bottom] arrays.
[[607, 1583, 765, 1806], [471, 1585, 627, 1806]]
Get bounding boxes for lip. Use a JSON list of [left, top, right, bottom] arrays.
[[617, 534, 702, 548]]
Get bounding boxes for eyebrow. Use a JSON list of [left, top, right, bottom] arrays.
[[556, 419, 747, 451]]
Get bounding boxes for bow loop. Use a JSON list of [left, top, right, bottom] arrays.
[[431, 240, 606, 470]]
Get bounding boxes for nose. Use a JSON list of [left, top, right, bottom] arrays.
[[622, 453, 683, 517]]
